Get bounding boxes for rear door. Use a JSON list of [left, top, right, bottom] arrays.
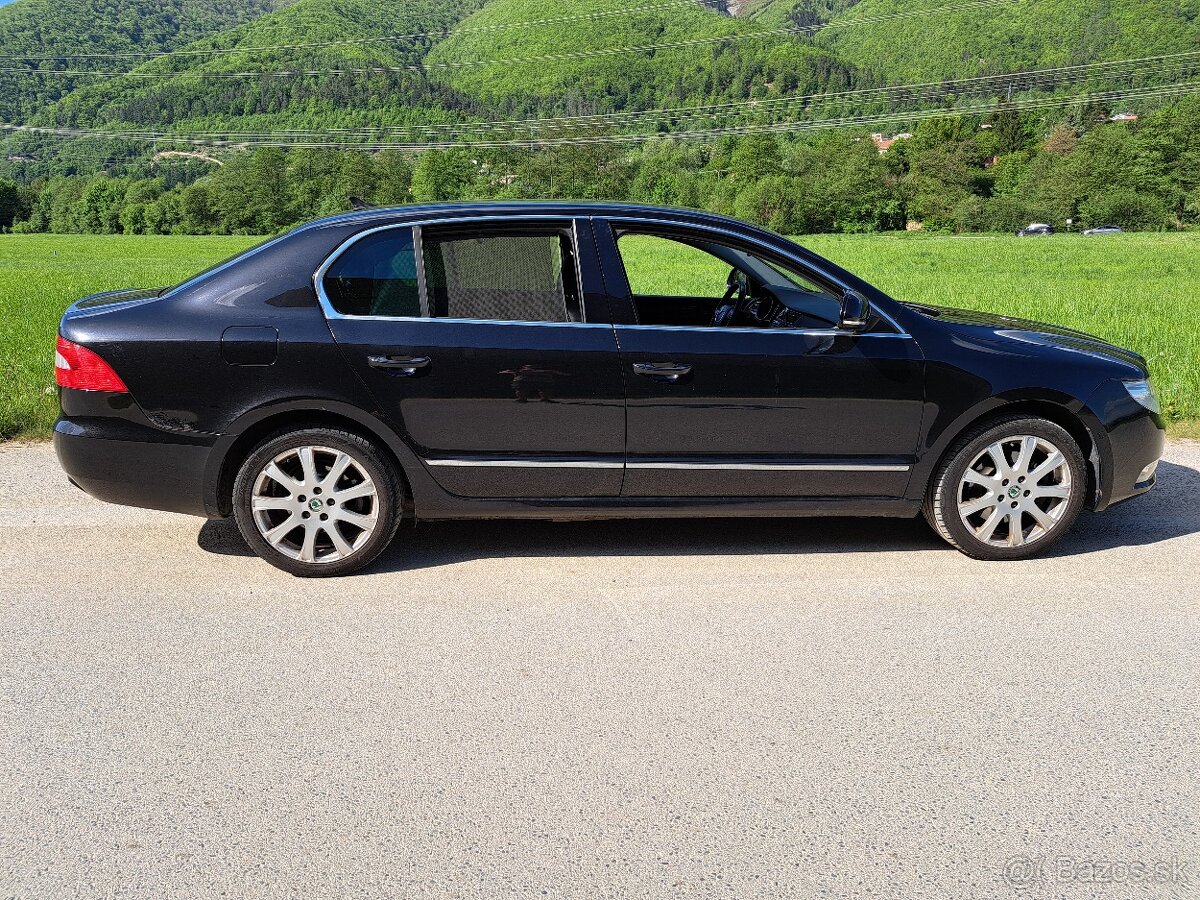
[[320, 217, 625, 498]]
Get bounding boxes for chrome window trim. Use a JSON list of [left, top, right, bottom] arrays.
[[313, 212, 912, 338], [314, 215, 588, 324], [423, 457, 910, 472], [313, 314, 613, 329], [615, 323, 909, 339]]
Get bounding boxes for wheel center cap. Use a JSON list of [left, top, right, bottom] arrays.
[[309, 499, 323, 511], [1008, 486, 1021, 499]]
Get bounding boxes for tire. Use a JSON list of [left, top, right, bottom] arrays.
[[923, 415, 1086, 560], [232, 427, 403, 577]]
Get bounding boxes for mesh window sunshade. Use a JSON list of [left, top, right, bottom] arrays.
[[423, 234, 570, 323]]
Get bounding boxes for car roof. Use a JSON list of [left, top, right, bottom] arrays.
[[298, 201, 763, 234]]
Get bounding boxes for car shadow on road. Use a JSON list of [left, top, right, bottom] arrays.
[[1042, 459, 1200, 558], [196, 460, 1200, 573]]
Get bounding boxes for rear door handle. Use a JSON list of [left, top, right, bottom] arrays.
[[367, 354, 431, 376], [632, 362, 692, 382]]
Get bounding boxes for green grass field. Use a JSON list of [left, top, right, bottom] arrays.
[[2, 231, 1198, 440]]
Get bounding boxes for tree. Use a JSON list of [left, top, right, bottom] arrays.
[[410, 150, 477, 202], [374, 151, 413, 205], [72, 177, 126, 234], [180, 182, 219, 234], [729, 134, 782, 181], [211, 148, 291, 233], [0, 179, 19, 229], [1080, 189, 1170, 230]]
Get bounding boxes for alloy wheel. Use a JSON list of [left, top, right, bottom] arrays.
[[956, 434, 1073, 549], [250, 445, 379, 564]]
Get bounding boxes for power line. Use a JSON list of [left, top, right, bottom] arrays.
[[9, 50, 1193, 144], [0, 0, 1019, 74], [216, 50, 1200, 138], [4, 82, 1195, 151]]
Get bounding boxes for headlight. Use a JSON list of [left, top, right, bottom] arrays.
[[1123, 379, 1160, 414]]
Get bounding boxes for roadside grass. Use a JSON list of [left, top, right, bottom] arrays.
[[2, 231, 1197, 440]]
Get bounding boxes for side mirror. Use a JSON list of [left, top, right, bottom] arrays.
[[839, 289, 871, 331]]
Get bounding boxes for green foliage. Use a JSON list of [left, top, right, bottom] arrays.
[[0, 178, 19, 228], [811, 0, 1200, 83], [1080, 188, 1171, 230], [425, 0, 849, 113], [411, 150, 477, 202], [0, 0, 284, 122], [10, 98, 1200, 236]]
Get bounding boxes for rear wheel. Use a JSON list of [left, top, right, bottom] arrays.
[[233, 427, 402, 576], [924, 415, 1086, 560]]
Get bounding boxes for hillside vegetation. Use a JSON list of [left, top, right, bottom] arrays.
[[425, 0, 851, 113], [816, 0, 1200, 82], [25, 0, 485, 131], [0, 0, 287, 121]]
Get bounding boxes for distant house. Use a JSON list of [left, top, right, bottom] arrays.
[[1109, 113, 1139, 123], [870, 132, 911, 154]]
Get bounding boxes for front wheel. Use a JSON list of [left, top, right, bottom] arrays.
[[924, 415, 1086, 560], [232, 427, 403, 577]]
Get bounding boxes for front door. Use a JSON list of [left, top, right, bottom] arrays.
[[597, 221, 926, 498], [322, 218, 625, 498]]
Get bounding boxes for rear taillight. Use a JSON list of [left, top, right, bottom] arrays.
[[55, 335, 128, 392]]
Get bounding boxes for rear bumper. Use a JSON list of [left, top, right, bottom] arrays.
[[54, 417, 214, 518]]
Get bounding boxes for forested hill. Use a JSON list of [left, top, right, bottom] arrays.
[[424, 0, 851, 115], [14, 0, 854, 131], [807, 0, 1200, 82], [24, 0, 486, 130], [5, 0, 1200, 148], [0, 0, 290, 121]]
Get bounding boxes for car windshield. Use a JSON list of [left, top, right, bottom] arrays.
[[160, 232, 290, 298]]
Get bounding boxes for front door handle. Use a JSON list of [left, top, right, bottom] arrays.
[[368, 354, 431, 376], [632, 362, 692, 383]]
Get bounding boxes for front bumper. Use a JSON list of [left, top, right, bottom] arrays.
[[1085, 379, 1166, 512], [54, 415, 214, 518]]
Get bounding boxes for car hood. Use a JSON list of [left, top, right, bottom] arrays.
[[904, 302, 1149, 376]]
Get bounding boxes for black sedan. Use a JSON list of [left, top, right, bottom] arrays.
[[54, 203, 1164, 575]]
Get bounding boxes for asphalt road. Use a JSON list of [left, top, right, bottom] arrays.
[[2, 441, 1198, 899]]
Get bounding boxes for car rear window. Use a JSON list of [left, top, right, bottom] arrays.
[[322, 228, 421, 317]]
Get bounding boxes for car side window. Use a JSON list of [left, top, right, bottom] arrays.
[[618, 234, 731, 300], [322, 228, 421, 318], [421, 228, 578, 323], [322, 223, 584, 322], [614, 229, 842, 330]]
